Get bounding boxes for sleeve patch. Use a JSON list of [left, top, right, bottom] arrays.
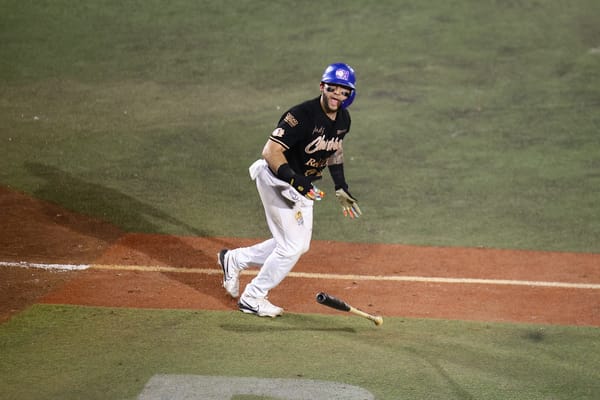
[[271, 127, 285, 138], [283, 112, 299, 127]]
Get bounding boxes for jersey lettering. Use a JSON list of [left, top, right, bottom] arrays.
[[305, 136, 342, 154], [312, 126, 325, 136], [305, 168, 321, 177], [306, 158, 328, 168]]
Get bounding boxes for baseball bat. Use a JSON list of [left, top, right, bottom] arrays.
[[316, 292, 383, 326]]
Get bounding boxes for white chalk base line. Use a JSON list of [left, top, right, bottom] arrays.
[[1, 261, 599, 289]]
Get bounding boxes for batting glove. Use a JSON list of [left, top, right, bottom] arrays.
[[288, 174, 310, 196], [278, 163, 324, 201], [290, 175, 325, 201], [335, 188, 362, 218], [310, 184, 325, 201]]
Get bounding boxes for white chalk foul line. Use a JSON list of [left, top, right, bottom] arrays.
[[0, 261, 90, 271], [2, 261, 600, 289]]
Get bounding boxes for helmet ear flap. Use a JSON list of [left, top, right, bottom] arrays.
[[342, 89, 356, 109]]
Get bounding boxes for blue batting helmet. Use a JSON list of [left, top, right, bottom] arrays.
[[321, 62, 356, 108]]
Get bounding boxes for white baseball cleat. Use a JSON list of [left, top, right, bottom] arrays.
[[218, 249, 240, 298], [238, 294, 283, 318]]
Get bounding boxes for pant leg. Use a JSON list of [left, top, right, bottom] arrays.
[[227, 238, 276, 270], [240, 160, 313, 298]]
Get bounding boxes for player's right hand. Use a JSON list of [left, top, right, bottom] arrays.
[[290, 175, 314, 199], [309, 184, 325, 201], [276, 163, 322, 201]]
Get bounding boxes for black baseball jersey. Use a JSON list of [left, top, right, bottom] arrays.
[[269, 96, 351, 181]]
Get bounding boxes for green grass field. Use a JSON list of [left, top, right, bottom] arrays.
[[2, 0, 599, 251], [1, 1, 599, 399], [1, 305, 599, 399]]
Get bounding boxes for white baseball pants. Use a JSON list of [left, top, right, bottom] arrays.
[[228, 159, 313, 298]]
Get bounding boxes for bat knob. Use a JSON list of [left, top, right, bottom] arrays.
[[316, 292, 327, 303]]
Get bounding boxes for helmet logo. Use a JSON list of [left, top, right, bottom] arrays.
[[335, 68, 350, 81]]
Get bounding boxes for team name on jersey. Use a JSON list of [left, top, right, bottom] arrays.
[[305, 136, 342, 154], [306, 158, 328, 168]]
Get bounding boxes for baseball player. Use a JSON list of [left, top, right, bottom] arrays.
[[218, 62, 362, 317]]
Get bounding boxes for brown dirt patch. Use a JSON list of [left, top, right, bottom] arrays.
[[2, 185, 599, 326], [0, 266, 78, 324]]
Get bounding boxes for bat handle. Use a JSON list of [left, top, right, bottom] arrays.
[[350, 306, 383, 326]]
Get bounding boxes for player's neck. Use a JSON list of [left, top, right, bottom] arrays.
[[324, 110, 337, 120]]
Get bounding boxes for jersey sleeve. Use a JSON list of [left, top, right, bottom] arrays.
[[268, 105, 309, 150]]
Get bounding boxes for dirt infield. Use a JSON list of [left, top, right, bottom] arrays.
[[1, 186, 599, 326]]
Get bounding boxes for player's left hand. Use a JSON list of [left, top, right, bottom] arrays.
[[335, 188, 362, 219]]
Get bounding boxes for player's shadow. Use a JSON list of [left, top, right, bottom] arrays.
[[23, 162, 231, 305], [220, 313, 359, 333], [220, 323, 356, 334], [24, 162, 206, 237]]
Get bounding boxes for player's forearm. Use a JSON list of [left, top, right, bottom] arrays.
[[262, 139, 289, 174], [327, 147, 344, 166], [327, 149, 347, 190]]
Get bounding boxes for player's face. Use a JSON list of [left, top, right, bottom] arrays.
[[321, 83, 352, 113]]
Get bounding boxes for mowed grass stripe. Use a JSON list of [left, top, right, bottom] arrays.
[[2, 261, 599, 290]]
